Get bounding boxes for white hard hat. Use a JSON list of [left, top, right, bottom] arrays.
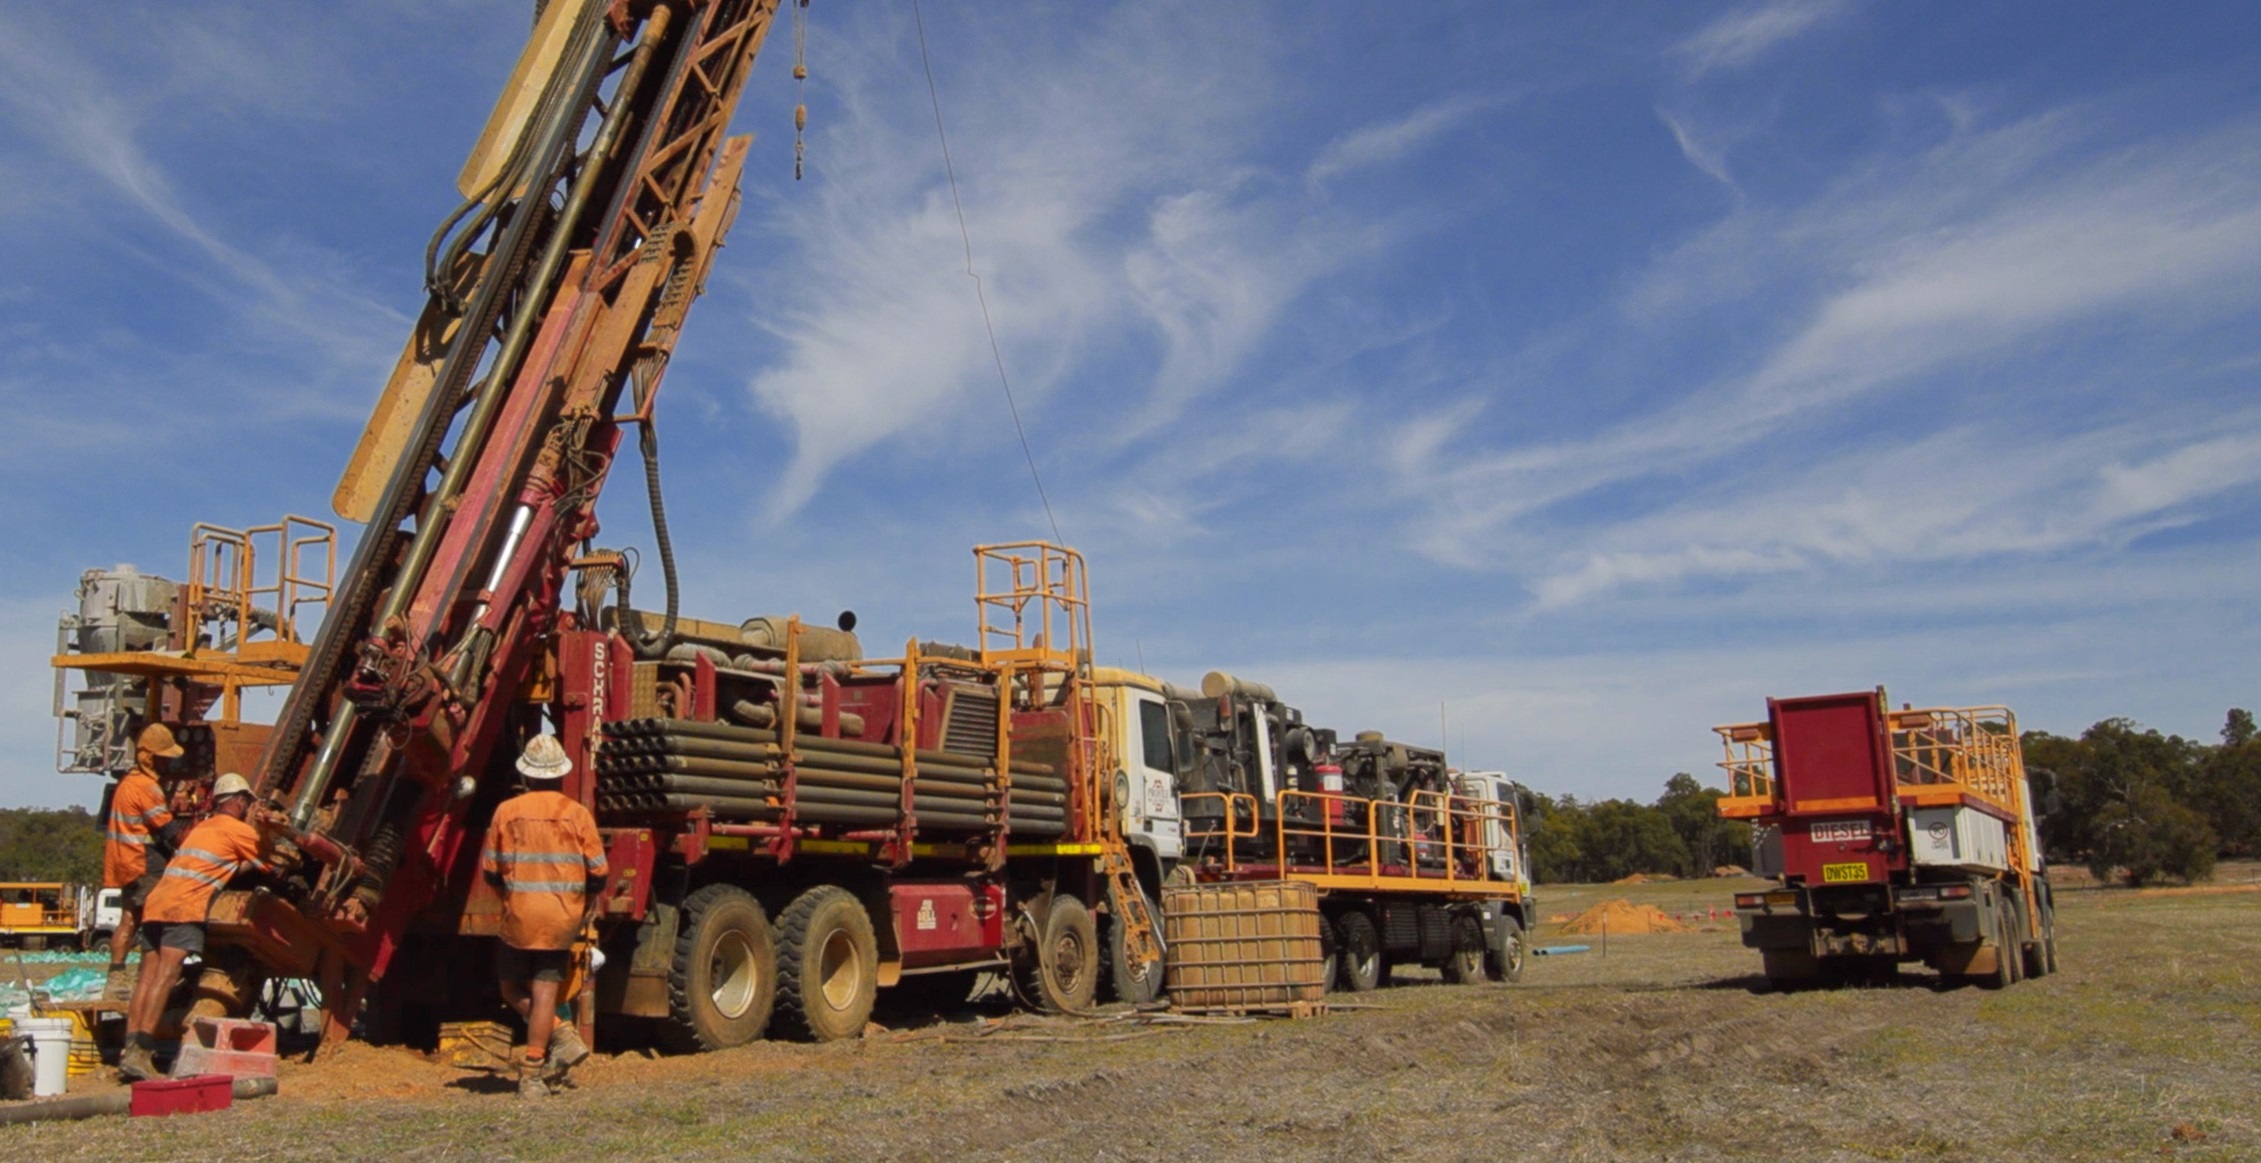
[[517, 734, 573, 780], [212, 773, 253, 800]]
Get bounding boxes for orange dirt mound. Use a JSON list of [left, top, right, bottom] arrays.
[[1559, 898, 1691, 935], [1611, 873, 1673, 885]]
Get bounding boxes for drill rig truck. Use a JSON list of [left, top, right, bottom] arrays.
[[55, 0, 1160, 1053], [1715, 690, 2058, 990]]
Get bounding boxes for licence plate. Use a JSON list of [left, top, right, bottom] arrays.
[[1822, 861, 1871, 884]]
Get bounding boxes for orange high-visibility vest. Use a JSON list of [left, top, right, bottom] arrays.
[[103, 769, 175, 888], [482, 790, 609, 951], [143, 814, 270, 924]]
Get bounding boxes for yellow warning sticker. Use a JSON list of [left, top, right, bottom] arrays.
[[1822, 861, 1871, 884]]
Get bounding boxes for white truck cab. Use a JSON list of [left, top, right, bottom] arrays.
[[1093, 668, 1185, 862], [1453, 771, 1532, 894]]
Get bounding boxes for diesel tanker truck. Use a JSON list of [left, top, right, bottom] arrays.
[[1715, 689, 2058, 990]]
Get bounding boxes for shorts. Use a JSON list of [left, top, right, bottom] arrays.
[[121, 866, 163, 911], [138, 921, 207, 956], [495, 943, 572, 985]]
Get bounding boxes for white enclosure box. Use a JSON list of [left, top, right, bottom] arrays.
[[1907, 806, 2008, 872]]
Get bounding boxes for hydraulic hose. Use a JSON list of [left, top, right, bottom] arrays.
[[625, 412, 680, 659]]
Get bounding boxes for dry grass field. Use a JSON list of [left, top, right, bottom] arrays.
[[6, 868, 2256, 1161]]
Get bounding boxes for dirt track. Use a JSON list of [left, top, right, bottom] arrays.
[[5, 873, 2256, 1161]]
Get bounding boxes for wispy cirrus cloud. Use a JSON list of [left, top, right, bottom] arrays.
[[1674, 0, 1854, 79], [1396, 110, 2261, 569], [741, 3, 1469, 516], [1306, 95, 1495, 189], [0, 8, 406, 416], [1531, 423, 2261, 608]]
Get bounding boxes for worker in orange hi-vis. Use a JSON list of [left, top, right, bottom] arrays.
[[482, 733, 608, 1098], [117, 773, 275, 1082], [102, 724, 190, 1003]]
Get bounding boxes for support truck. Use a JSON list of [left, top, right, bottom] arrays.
[[1715, 690, 2057, 989]]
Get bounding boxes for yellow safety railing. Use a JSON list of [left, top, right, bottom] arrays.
[[1181, 791, 1261, 868], [1887, 706, 2022, 816], [187, 515, 337, 656], [1186, 787, 1524, 895], [1713, 721, 1776, 818]]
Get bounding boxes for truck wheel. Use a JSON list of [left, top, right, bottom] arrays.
[[1318, 921, 1340, 993], [2005, 899, 2026, 985], [1334, 912, 1383, 993], [1488, 917, 1527, 984], [2023, 901, 2054, 979], [775, 885, 876, 1042], [663, 884, 778, 1051], [1980, 899, 2016, 990], [1020, 894, 1099, 1014], [1104, 908, 1166, 1006], [1440, 915, 1487, 985]]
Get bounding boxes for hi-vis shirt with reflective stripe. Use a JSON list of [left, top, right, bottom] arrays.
[[481, 790, 608, 951], [143, 814, 270, 924], [103, 770, 175, 888]]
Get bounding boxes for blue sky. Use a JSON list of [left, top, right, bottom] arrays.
[[3, 1, 2256, 810]]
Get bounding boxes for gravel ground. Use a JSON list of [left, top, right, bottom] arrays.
[[4, 872, 2255, 1162]]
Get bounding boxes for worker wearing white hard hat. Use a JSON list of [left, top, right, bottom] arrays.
[[482, 733, 607, 1096], [118, 773, 277, 1082]]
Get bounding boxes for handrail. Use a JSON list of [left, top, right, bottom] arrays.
[[1181, 791, 1259, 868], [1188, 787, 1521, 890]]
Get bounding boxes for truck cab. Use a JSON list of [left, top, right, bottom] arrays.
[[1453, 771, 1533, 892], [1089, 667, 1186, 880]]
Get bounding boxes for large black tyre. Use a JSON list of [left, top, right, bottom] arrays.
[[1333, 911, 1383, 993], [1488, 916, 1527, 984], [775, 885, 879, 1042], [1019, 894, 1099, 1014], [1440, 914, 1488, 984], [662, 884, 778, 1052], [1103, 894, 1166, 1005], [2004, 899, 2026, 985], [1979, 898, 2016, 990], [2023, 901, 2054, 979], [1317, 919, 1340, 993]]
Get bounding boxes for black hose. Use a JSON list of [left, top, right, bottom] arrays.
[[620, 414, 680, 660]]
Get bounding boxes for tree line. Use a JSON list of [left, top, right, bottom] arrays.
[[0, 806, 103, 884], [1522, 709, 2258, 887], [2023, 710, 2258, 885]]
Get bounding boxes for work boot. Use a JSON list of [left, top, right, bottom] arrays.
[[116, 1039, 159, 1084], [517, 1055, 552, 1098], [103, 963, 135, 1004], [547, 1022, 590, 1070]]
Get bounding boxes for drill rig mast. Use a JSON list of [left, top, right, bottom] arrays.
[[224, 0, 784, 1046]]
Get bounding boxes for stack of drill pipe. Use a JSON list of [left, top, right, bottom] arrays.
[[593, 718, 1068, 835]]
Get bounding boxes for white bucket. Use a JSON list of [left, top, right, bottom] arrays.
[[17, 1017, 73, 1097]]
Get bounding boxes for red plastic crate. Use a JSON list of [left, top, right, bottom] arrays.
[[130, 1074, 233, 1118]]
